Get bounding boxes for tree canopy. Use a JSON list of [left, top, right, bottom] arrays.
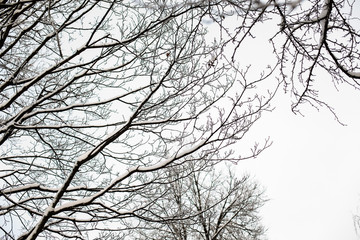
[[0, 0, 359, 239]]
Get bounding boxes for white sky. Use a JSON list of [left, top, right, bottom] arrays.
[[236, 83, 360, 240], [217, 4, 360, 239]]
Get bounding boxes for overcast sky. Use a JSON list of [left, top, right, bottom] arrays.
[[214, 4, 360, 238], [236, 82, 360, 240]]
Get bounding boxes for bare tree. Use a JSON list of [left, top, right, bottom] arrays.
[[127, 163, 266, 240], [0, 1, 274, 239], [272, 0, 360, 117], [354, 211, 360, 238], [0, 0, 358, 239]]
